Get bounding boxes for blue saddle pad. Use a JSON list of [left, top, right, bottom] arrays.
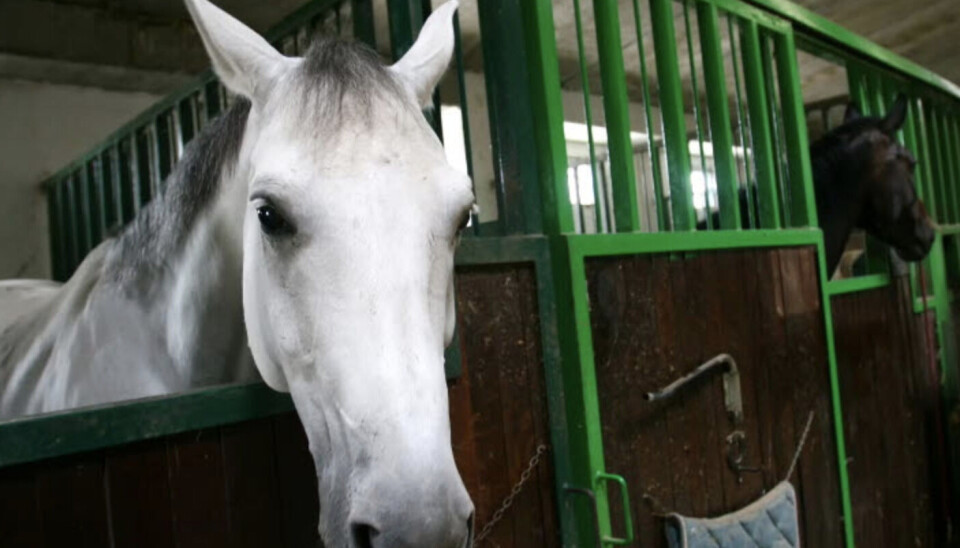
[[664, 481, 799, 548]]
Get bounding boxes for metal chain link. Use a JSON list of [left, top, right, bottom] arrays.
[[474, 444, 549, 544]]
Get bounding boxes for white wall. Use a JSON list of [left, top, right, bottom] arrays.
[[0, 79, 160, 280]]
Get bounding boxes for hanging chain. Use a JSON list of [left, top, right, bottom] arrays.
[[474, 444, 549, 544]]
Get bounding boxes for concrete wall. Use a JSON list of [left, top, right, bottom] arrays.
[[0, 79, 160, 280]]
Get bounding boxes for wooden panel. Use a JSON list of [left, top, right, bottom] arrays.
[[166, 429, 230, 548], [451, 263, 560, 547], [833, 279, 941, 546], [587, 247, 844, 548], [106, 439, 176, 548], [0, 264, 556, 545]]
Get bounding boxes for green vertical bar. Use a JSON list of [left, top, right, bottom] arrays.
[[77, 169, 93, 257], [571, 0, 603, 234], [47, 187, 64, 282], [352, 0, 376, 48], [477, 0, 544, 235], [947, 114, 960, 225], [91, 158, 107, 242], [683, 0, 712, 230], [519, 0, 574, 234], [847, 63, 869, 115], [629, 0, 667, 230], [727, 16, 756, 229], [650, 0, 694, 230], [740, 21, 780, 229], [939, 113, 960, 224], [773, 31, 818, 227], [760, 36, 790, 227], [593, 0, 640, 232], [64, 176, 79, 272], [927, 106, 949, 223], [915, 101, 940, 220], [815, 242, 856, 548], [697, 3, 740, 230], [387, 0, 422, 60]]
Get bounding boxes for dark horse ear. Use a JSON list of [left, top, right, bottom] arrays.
[[844, 102, 862, 123], [880, 94, 908, 135]]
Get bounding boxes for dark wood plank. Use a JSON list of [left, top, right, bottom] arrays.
[[272, 414, 320, 548], [220, 419, 284, 548], [36, 455, 110, 548], [105, 439, 175, 548], [166, 429, 230, 548], [0, 465, 44, 547]]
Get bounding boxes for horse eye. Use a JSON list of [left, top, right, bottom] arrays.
[[256, 205, 293, 236]]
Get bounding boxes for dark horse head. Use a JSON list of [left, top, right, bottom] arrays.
[[811, 94, 935, 274]]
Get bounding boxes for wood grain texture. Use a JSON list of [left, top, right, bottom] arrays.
[[587, 247, 844, 548], [832, 278, 941, 546]]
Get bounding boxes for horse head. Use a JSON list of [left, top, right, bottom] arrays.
[[184, 0, 474, 545], [813, 94, 935, 272]]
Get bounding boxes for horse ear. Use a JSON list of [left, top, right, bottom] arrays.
[[184, 0, 295, 103], [844, 102, 862, 123], [881, 94, 908, 135], [389, 1, 458, 108]]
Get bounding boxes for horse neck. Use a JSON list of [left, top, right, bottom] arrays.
[[102, 101, 254, 384], [812, 146, 865, 273]]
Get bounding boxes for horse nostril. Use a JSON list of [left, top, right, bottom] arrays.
[[351, 522, 378, 548]]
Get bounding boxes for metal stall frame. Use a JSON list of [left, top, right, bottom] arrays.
[[13, 0, 960, 546]]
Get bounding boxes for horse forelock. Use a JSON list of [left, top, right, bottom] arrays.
[[286, 37, 413, 130]]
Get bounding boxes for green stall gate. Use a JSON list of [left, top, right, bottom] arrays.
[[6, 0, 960, 546]]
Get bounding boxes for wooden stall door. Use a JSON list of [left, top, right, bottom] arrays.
[[0, 263, 560, 547], [833, 279, 942, 546], [587, 247, 845, 548]]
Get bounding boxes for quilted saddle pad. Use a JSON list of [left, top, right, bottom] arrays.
[[664, 481, 799, 548]]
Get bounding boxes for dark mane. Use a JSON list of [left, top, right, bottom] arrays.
[[106, 99, 251, 289], [105, 38, 403, 290]]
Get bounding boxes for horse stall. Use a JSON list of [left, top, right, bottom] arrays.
[[2, 0, 960, 546]]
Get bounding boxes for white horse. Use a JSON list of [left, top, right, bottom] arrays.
[[0, 0, 475, 545]]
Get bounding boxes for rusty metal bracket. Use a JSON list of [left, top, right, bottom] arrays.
[[644, 353, 743, 426]]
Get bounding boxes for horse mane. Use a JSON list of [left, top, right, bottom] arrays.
[[103, 38, 403, 292], [104, 99, 251, 290]]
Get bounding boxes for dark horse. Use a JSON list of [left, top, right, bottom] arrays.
[[699, 94, 934, 274], [812, 94, 934, 273]]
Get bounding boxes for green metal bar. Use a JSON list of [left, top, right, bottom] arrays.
[[650, 0, 695, 230], [518, 0, 574, 235], [745, 0, 960, 100], [683, 0, 712, 230], [108, 146, 123, 231], [78, 167, 95, 255], [741, 20, 781, 228], [477, 0, 544, 235], [940, 112, 960, 224], [760, 35, 791, 227], [815, 238, 857, 548], [629, 0, 667, 231], [351, 0, 376, 48], [47, 188, 64, 282], [65, 176, 80, 271], [914, 100, 939, 217], [90, 158, 108, 242], [825, 273, 891, 295], [727, 15, 756, 229], [927, 106, 950, 223], [773, 31, 818, 227], [950, 116, 960, 225], [571, 0, 603, 234], [593, 0, 641, 232], [99, 150, 116, 232], [699, 3, 741, 230]]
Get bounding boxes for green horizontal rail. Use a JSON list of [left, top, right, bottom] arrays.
[[746, 0, 960, 101]]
